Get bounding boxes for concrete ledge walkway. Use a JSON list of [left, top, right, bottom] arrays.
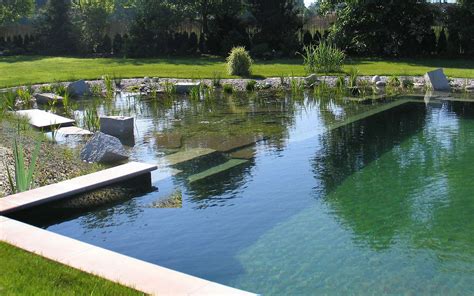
[[0, 217, 255, 295], [0, 162, 157, 214]]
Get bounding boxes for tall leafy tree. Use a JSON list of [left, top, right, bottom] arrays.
[[35, 0, 77, 54], [72, 0, 115, 53], [248, 0, 302, 54], [0, 0, 34, 25], [327, 0, 435, 56], [127, 0, 184, 56]]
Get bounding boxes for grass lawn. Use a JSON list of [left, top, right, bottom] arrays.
[[0, 242, 143, 295], [0, 55, 473, 88]]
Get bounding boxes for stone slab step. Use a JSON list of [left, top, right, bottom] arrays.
[[16, 109, 75, 129], [188, 159, 249, 183], [57, 126, 92, 136], [159, 148, 216, 166], [0, 162, 157, 214], [186, 134, 264, 153]]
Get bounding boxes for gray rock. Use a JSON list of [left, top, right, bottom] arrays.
[[304, 74, 318, 86], [372, 75, 381, 84], [100, 116, 134, 139], [424, 69, 451, 91], [34, 93, 64, 105], [67, 80, 91, 97], [376, 81, 386, 87], [80, 132, 128, 163]]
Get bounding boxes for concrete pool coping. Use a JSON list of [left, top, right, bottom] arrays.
[[0, 216, 255, 295], [0, 161, 158, 215]]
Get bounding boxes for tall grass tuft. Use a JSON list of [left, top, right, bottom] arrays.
[[290, 77, 304, 95], [162, 82, 177, 97], [0, 91, 17, 112], [301, 41, 345, 74], [5, 138, 41, 194], [83, 107, 100, 132], [212, 72, 222, 88], [103, 74, 115, 99]]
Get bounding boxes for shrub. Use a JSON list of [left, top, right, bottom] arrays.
[[301, 41, 345, 74], [226, 46, 253, 77], [246, 80, 257, 92], [223, 84, 234, 94]]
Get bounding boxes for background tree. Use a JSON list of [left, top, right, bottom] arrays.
[[445, 0, 474, 55], [127, 0, 184, 56], [72, 0, 115, 53], [248, 0, 302, 55], [35, 0, 77, 55], [328, 0, 435, 56], [0, 0, 34, 25]]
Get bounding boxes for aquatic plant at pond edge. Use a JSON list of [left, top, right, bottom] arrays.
[[300, 41, 345, 74], [226, 47, 253, 77], [223, 84, 234, 94], [190, 86, 200, 101], [0, 91, 17, 112], [103, 74, 115, 99], [162, 82, 177, 97], [212, 72, 222, 88], [90, 84, 103, 97], [290, 77, 304, 95], [5, 138, 41, 194], [388, 76, 401, 87], [246, 80, 257, 92], [83, 107, 100, 132]]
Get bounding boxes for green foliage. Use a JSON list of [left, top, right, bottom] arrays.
[[437, 28, 448, 56], [72, 0, 115, 53], [226, 47, 253, 77], [189, 86, 200, 101], [329, 0, 435, 56], [0, 91, 17, 112], [388, 76, 401, 88], [301, 41, 345, 74], [212, 71, 222, 88], [335, 76, 346, 89], [223, 83, 234, 94], [348, 68, 359, 88], [83, 106, 100, 132], [162, 82, 177, 97], [0, 0, 34, 25], [103, 74, 115, 99], [90, 83, 103, 96], [290, 77, 304, 95], [5, 138, 41, 194], [246, 80, 257, 92], [402, 78, 414, 89], [35, 0, 76, 55]]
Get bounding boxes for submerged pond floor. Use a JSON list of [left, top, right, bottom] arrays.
[[13, 91, 474, 294]]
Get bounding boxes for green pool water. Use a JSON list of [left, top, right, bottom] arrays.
[[15, 93, 474, 295]]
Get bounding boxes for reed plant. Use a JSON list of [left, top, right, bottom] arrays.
[[246, 80, 257, 92], [83, 107, 100, 132], [103, 74, 115, 99], [212, 72, 222, 88], [162, 82, 177, 97], [223, 84, 234, 94], [5, 138, 41, 194], [301, 41, 345, 74]]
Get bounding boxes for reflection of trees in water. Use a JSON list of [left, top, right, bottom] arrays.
[[315, 101, 474, 258], [312, 102, 427, 250]]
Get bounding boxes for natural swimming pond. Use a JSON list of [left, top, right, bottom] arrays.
[[13, 91, 474, 294]]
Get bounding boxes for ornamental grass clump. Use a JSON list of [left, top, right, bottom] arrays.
[[226, 47, 253, 77], [301, 41, 345, 74], [5, 139, 41, 194]]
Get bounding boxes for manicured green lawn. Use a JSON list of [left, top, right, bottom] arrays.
[[0, 55, 473, 88], [0, 242, 143, 295]]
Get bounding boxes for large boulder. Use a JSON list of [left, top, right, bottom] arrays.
[[424, 69, 451, 91], [80, 132, 128, 163], [67, 80, 91, 97]]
